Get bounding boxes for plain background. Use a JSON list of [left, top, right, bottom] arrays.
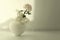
[[26, 0, 60, 30]]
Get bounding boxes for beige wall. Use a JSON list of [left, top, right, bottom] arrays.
[[32, 0, 60, 30], [27, 0, 60, 30]]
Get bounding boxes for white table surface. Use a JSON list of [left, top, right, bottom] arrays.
[[0, 31, 60, 40]]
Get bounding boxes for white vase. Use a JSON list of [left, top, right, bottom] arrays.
[[9, 20, 26, 36]]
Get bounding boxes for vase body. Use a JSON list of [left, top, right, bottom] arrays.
[[9, 21, 25, 36]]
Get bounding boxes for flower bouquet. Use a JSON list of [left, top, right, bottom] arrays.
[[9, 4, 32, 36]]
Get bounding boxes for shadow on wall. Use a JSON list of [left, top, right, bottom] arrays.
[[26, 0, 60, 31], [33, 0, 60, 30]]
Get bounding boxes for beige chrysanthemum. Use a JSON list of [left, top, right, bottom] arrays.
[[23, 4, 32, 11]]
